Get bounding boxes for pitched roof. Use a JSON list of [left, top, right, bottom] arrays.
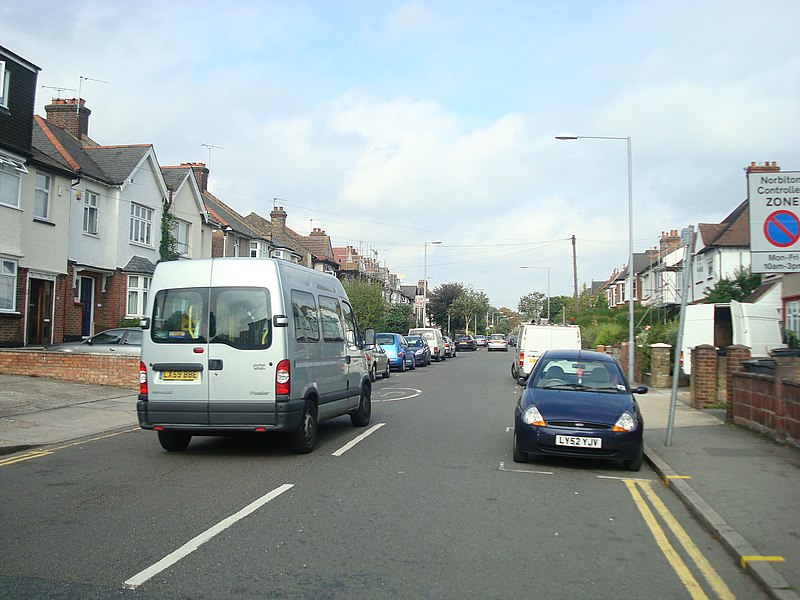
[[123, 255, 157, 275], [202, 191, 262, 239], [243, 212, 309, 256], [84, 145, 152, 185], [697, 200, 749, 252]]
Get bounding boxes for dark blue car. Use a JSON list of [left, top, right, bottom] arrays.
[[513, 349, 647, 471], [377, 332, 415, 372]]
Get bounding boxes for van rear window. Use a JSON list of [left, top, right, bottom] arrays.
[[151, 287, 272, 349]]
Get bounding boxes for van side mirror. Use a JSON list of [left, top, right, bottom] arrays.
[[517, 377, 527, 387], [139, 317, 150, 330], [364, 328, 375, 348]]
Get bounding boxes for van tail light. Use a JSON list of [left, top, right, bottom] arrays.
[[139, 361, 148, 396], [518, 351, 524, 367], [433, 346, 439, 355], [276, 359, 291, 396]]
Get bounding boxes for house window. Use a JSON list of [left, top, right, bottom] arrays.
[[250, 241, 269, 258], [173, 219, 190, 256], [786, 300, 800, 340], [707, 258, 714, 279], [0, 257, 18, 312], [126, 274, 151, 317], [130, 203, 153, 246], [34, 172, 51, 220], [0, 163, 21, 209], [0, 61, 8, 108], [232, 238, 240, 257], [83, 191, 99, 234]]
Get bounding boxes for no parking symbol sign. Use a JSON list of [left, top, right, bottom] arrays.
[[748, 171, 800, 273]]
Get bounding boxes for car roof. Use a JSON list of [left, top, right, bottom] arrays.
[[540, 349, 614, 363]]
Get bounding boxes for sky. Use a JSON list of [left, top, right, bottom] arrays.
[[3, 0, 799, 311]]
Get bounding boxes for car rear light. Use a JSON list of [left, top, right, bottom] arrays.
[[276, 359, 291, 396], [139, 361, 148, 396]]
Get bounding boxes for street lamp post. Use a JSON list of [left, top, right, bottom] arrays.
[[556, 134, 635, 382], [422, 241, 442, 326], [520, 266, 550, 323]]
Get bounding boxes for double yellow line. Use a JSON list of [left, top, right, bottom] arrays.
[[0, 428, 139, 468], [625, 479, 734, 600]]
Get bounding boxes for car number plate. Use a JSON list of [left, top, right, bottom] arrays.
[[556, 435, 602, 448], [162, 371, 199, 381]]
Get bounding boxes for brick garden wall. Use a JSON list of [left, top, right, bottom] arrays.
[[0, 350, 139, 390]]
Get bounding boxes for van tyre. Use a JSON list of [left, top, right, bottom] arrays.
[[158, 430, 191, 452], [350, 387, 371, 427], [289, 401, 318, 454]]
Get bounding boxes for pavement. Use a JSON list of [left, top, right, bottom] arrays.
[[0, 375, 798, 598]]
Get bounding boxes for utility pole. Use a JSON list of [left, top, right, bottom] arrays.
[[572, 235, 579, 314]]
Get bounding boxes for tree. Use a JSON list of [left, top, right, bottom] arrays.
[[703, 267, 762, 303], [159, 198, 181, 261], [383, 303, 414, 333], [428, 282, 465, 330], [449, 288, 488, 335], [342, 280, 387, 331], [518, 291, 545, 322]]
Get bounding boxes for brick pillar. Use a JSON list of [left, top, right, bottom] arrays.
[[691, 344, 717, 408], [650, 343, 671, 387], [773, 356, 792, 440], [725, 345, 751, 422]]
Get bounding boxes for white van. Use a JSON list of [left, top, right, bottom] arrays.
[[408, 327, 446, 361], [511, 323, 582, 380], [137, 258, 373, 454]]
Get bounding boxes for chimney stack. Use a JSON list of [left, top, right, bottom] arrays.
[[270, 206, 288, 233], [746, 161, 781, 174], [182, 162, 209, 192], [44, 98, 91, 140]]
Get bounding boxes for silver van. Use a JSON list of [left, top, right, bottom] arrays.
[[137, 258, 373, 454]]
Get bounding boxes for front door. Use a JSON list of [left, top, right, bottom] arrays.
[[80, 276, 94, 338], [26, 278, 53, 346]]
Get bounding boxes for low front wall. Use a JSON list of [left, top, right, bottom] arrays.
[[0, 350, 139, 390], [730, 370, 800, 449]]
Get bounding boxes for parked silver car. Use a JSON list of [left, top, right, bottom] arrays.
[[46, 327, 142, 355]]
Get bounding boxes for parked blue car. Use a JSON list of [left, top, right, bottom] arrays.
[[377, 332, 415, 372]]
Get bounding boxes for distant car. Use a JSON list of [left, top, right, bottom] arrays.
[[377, 332, 415, 372], [46, 327, 142, 355], [405, 335, 431, 367], [475, 335, 487, 347], [454, 334, 477, 351], [443, 335, 456, 358], [365, 342, 390, 381], [513, 349, 648, 471], [487, 334, 508, 352]]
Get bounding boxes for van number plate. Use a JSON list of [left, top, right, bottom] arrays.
[[556, 435, 602, 448], [162, 371, 199, 381]]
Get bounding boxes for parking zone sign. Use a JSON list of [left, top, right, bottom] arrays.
[[748, 170, 800, 273]]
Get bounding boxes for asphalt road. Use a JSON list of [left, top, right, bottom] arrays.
[[0, 349, 767, 599]]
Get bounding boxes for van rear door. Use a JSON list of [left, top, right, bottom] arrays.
[[146, 286, 211, 425], [206, 264, 277, 426]]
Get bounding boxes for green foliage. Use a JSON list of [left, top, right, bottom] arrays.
[[342, 279, 388, 331], [703, 267, 761, 303], [160, 198, 181, 261], [428, 283, 465, 329], [594, 321, 627, 346], [383, 303, 414, 333], [449, 288, 489, 335], [518, 291, 545, 321], [637, 320, 679, 374], [118, 317, 141, 328]]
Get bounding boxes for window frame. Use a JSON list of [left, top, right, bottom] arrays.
[[83, 191, 99, 234], [173, 219, 190, 257], [126, 274, 151, 318], [129, 203, 153, 246], [0, 257, 18, 312], [34, 171, 51, 220], [0, 61, 8, 108]]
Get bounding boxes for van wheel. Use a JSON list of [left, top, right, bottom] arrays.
[[350, 387, 371, 427], [289, 401, 318, 454], [158, 430, 191, 452]]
